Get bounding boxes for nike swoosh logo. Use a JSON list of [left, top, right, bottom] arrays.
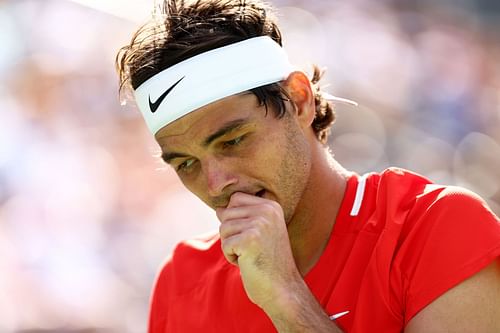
[[329, 310, 349, 320], [148, 76, 185, 113]]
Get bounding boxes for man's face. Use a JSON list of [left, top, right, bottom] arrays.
[[155, 91, 312, 223]]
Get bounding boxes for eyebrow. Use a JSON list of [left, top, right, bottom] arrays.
[[161, 118, 250, 164], [202, 118, 249, 147], [161, 151, 189, 164]]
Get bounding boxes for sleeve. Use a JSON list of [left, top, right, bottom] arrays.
[[398, 186, 500, 325]]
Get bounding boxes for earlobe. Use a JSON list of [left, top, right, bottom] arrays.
[[283, 71, 316, 128]]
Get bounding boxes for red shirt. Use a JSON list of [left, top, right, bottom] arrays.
[[149, 168, 500, 332]]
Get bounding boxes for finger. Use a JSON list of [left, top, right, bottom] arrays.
[[227, 191, 267, 208], [221, 233, 245, 265], [221, 227, 265, 266], [219, 217, 252, 239], [228, 193, 284, 220], [217, 204, 263, 222]]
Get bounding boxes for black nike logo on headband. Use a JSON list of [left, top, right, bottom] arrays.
[[148, 76, 186, 113]]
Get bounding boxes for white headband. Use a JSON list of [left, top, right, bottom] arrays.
[[134, 36, 356, 135]]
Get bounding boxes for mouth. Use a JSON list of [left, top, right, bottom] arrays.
[[255, 189, 266, 198], [213, 189, 266, 208]]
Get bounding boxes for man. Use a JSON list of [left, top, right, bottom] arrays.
[[115, 0, 500, 332]]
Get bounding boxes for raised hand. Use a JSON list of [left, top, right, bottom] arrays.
[[216, 192, 301, 309]]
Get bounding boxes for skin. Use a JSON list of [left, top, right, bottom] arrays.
[[154, 71, 500, 332], [405, 260, 500, 333]]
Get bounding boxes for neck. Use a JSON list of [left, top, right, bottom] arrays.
[[287, 145, 349, 275]]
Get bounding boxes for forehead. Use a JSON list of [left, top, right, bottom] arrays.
[[154, 92, 260, 143]]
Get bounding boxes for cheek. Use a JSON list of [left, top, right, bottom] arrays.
[[244, 139, 284, 177], [178, 173, 207, 200], [181, 180, 214, 208]]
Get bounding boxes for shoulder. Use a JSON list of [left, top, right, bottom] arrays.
[[369, 167, 498, 221], [362, 168, 500, 323], [375, 167, 433, 201], [373, 170, 500, 323], [170, 230, 222, 266], [406, 175, 499, 233], [148, 231, 227, 331], [371, 167, 500, 251], [363, 167, 433, 216], [355, 168, 435, 233], [155, 231, 226, 297]]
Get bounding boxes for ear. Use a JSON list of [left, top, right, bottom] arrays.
[[282, 71, 316, 129]]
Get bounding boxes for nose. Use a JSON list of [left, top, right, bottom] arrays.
[[203, 157, 238, 198]]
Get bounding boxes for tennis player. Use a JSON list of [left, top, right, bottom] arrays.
[[116, 0, 500, 332]]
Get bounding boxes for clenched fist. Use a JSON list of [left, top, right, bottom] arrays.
[[216, 192, 302, 310]]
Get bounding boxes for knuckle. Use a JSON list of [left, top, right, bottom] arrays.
[[252, 217, 270, 233], [246, 227, 262, 244], [259, 202, 283, 222], [221, 239, 234, 255]]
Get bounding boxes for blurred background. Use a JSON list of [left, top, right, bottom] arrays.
[[0, 0, 499, 332]]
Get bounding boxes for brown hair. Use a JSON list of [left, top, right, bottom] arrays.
[[116, 0, 336, 143]]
